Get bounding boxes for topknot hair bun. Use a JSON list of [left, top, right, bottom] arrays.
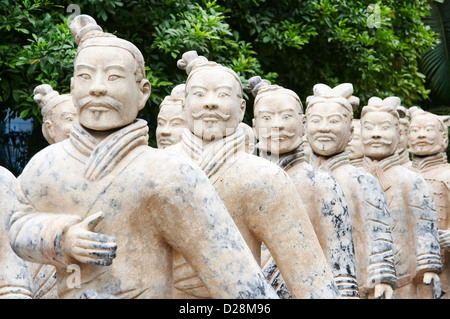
[[33, 84, 59, 108], [177, 50, 209, 75], [244, 76, 271, 98], [69, 14, 103, 45]]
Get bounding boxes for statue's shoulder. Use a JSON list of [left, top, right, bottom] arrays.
[[139, 146, 208, 181]]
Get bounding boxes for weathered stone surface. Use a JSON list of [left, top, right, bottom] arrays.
[[156, 84, 186, 149], [409, 108, 450, 298], [305, 84, 397, 299], [8, 15, 279, 299], [166, 51, 340, 299], [34, 84, 77, 145], [0, 166, 33, 299], [247, 76, 359, 298], [361, 97, 442, 299]]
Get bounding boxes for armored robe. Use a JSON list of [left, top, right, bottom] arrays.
[[309, 151, 397, 298], [363, 153, 442, 298], [167, 127, 340, 299], [8, 120, 278, 299], [260, 145, 359, 298], [398, 148, 412, 169], [411, 152, 450, 297], [0, 167, 33, 299]]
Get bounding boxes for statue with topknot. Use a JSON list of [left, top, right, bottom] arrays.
[[0, 166, 33, 299], [156, 84, 187, 149], [8, 14, 279, 299], [166, 51, 341, 299], [34, 84, 77, 145], [305, 83, 397, 299], [361, 97, 442, 299], [408, 107, 450, 298], [246, 76, 359, 298]]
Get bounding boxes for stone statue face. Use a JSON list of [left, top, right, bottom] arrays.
[[156, 103, 186, 148], [43, 100, 77, 144], [346, 120, 364, 160], [361, 111, 399, 160], [253, 93, 303, 154], [409, 113, 447, 156], [398, 121, 409, 153], [184, 68, 245, 141], [306, 102, 353, 156], [71, 46, 150, 131]]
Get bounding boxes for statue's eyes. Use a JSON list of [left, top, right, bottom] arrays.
[[194, 92, 204, 97], [108, 75, 121, 81], [79, 73, 91, 80], [218, 92, 229, 98]]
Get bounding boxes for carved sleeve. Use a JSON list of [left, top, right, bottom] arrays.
[[411, 177, 442, 277], [317, 175, 359, 298], [360, 176, 398, 289], [0, 169, 33, 299], [8, 189, 81, 268]]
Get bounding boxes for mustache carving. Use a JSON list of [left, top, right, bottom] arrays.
[[410, 139, 434, 146], [260, 130, 296, 139], [363, 139, 393, 146], [78, 96, 124, 113], [191, 109, 231, 121]]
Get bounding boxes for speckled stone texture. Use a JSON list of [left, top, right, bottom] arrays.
[[0, 166, 33, 299], [9, 120, 279, 299]]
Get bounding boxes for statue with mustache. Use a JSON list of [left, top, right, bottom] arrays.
[[305, 83, 397, 299], [165, 51, 341, 299], [361, 97, 443, 299], [156, 84, 187, 149], [8, 15, 279, 299], [408, 107, 450, 298], [247, 76, 359, 298]]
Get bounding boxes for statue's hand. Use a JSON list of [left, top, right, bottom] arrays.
[[63, 211, 117, 266], [373, 283, 394, 299], [423, 272, 440, 285], [438, 229, 450, 249]]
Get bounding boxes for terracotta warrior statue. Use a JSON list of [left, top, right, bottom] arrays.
[[347, 119, 364, 168], [305, 83, 397, 299], [34, 84, 77, 144], [361, 97, 443, 299], [396, 105, 412, 168], [166, 51, 340, 299], [247, 76, 359, 298], [238, 122, 256, 154], [31, 84, 79, 298], [156, 84, 187, 149], [8, 15, 279, 299], [408, 107, 450, 298], [0, 166, 33, 299]]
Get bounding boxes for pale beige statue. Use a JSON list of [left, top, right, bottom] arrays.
[[346, 119, 364, 168], [8, 15, 279, 299], [34, 84, 77, 145], [166, 51, 340, 299], [0, 166, 33, 299], [361, 97, 443, 299], [408, 107, 450, 298], [238, 122, 256, 154], [305, 83, 397, 299], [396, 105, 412, 168], [156, 84, 187, 149], [246, 76, 359, 298]]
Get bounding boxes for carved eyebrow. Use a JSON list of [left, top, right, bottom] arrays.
[[104, 64, 127, 71], [76, 63, 96, 70]]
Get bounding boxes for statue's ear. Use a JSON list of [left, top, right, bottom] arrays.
[[239, 98, 246, 122], [43, 120, 55, 144], [138, 79, 151, 111]]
